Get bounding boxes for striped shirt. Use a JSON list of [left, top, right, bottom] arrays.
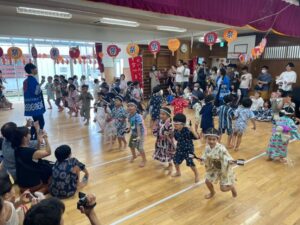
[[218, 104, 234, 130]]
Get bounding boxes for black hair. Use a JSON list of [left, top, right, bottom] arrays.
[[23, 198, 65, 225], [160, 107, 171, 117], [0, 70, 2, 73], [54, 79, 59, 83], [262, 65, 269, 70], [205, 128, 220, 136], [287, 62, 295, 68], [54, 75, 59, 79], [48, 76, 53, 80], [178, 59, 184, 64], [205, 94, 214, 104], [11, 126, 30, 149], [81, 75, 86, 79], [255, 91, 261, 97], [133, 81, 139, 86], [230, 81, 240, 92], [24, 63, 37, 74], [59, 75, 65, 79], [68, 84, 76, 91], [68, 77, 74, 81], [183, 62, 187, 66], [55, 145, 71, 162], [223, 95, 233, 104], [81, 84, 89, 89], [73, 75, 78, 79], [0, 170, 13, 196], [1, 122, 17, 141], [120, 74, 125, 78], [173, 113, 186, 124], [211, 66, 218, 73], [242, 66, 248, 71], [241, 97, 253, 108], [220, 68, 226, 76], [152, 85, 161, 94], [264, 100, 271, 109], [94, 79, 99, 84]]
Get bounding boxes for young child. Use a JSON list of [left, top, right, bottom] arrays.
[[229, 82, 242, 109], [44, 76, 55, 109], [53, 79, 64, 112], [127, 101, 146, 167], [78, 84, 93, 125], [112, 95, 128, 149], [193, 98, 204, 133], [171, 92, 189, 115], [0, 85, 13, 110], [232, 98, 256, 151], [102, 98, 116, 150], [201, 128, 237, 199], [153, 107, 175, 174], [270, 90, 284, 120], [149, 85, 164, 129], [200, 94, 215, 134], [94, 92, 105, 133], [50, 145, 89, 198], [172, 113, 200, 183], [218, 95, 234, 148], [67, 84, 79, 117], [131, 81, 144, 113], [255, 100, 272, 122], [250, 91, 264, 113]]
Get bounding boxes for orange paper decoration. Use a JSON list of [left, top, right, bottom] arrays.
[[126, 43, 139, 57], [7, 47, 23, 60], [223, 29, 238, 44], [168, 38, 180, 56]]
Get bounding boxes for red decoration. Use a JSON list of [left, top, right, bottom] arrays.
[[204, 32, 218, 50], [50, 48, 60, 60], [0, 47, 3, 57], [107, 45, 121, 58], [31, 46, 38, 59], [69, 47, 80, 59], [148, 41, 161, 58], [129, 56, 143, 88]]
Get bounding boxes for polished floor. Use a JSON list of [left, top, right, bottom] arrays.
[[1, 103, 300, 225]]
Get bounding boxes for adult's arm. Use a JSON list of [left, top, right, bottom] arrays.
[[287, 72, 297, 85], [32, 136, 51, 160]]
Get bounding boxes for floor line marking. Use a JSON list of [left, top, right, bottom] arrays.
[[110, 151, 266, 225]]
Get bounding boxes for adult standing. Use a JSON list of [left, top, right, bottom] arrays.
[[119, 74, 127, 95], [215, 68, 231, 106], [239, 66, 252, 98], [182, 62, 190, 90], [175, 59, 184, 87], [23, 63, 46, 134], [197, 61, 209, 92], [276, 62, 297, 97], [167, 65, 176, 88], [193, 64, 200, 84], [227, 64, 239, 86], [149, 65, 161, 91], [255, 66, 272, 100]]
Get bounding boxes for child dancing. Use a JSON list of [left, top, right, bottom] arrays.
[[153, 107, 175, 174], [149, 85, 164, 129], [172, 113, 200, 183], [67, 84, 79, 117], [200, 95, 215, 134], [102, 97, 116, 150], [44, 76, 55, 109], [94, 92, 105, 133], [171, 92, 189, 115], [78, 84, 93, 126]]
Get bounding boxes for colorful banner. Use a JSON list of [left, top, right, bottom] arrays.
[[95, 43, 104, 73], [128, 56, 143, 88]]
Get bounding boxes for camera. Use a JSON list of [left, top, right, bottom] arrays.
[[77, 192, 88, 209]]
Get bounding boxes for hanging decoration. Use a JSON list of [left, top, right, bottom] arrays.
[[7, 47, 23, 60], [0, 47, 3, 58], [126, 43, 139, 58], [148, 40, 161, 58], [107, 44, 121, 59], [31, 46, 38, 59], [204, 32, 218, 50], [167, 38, 180, 56], [251, 38, 267, 60], [69, 47, 80, 59], [239, 53, 252, 64], [223, 29, 238, 44], [50, 47, 60, 60]]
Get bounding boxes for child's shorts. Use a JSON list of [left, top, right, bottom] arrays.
[[129, 135, 144, 152], [219, 127, 233, 135], [173, 152, 195, 167]]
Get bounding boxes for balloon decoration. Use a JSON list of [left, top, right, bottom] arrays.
[[204, 32, 218, 50], [7, 47, 23, 60], [126, 43, 139, 58], [50, 47, 60, 60], [69, 47, 80, 59], [31, 46, 38, 59], [107, 45, 121, 59], [148, 40, 161, 58], [223, 29, 238, 44], [167, 38, 180, 56], [0, 47, 3, 58]]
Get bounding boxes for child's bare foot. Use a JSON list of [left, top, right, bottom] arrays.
[[130, 156, 137, 163], [231, 189, 237, 198], [205, 192, 215, 199], [139, 161, 146, 167], [279, 158, 287, 163], [171, 172, 181, 177]]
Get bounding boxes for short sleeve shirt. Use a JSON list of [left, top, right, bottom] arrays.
[[174, 127, 197, 153], [239, 73, 252, 89], [129, 113, 144, 136]]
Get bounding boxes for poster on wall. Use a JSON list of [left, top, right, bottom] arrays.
[[128, 56, 143, 88]]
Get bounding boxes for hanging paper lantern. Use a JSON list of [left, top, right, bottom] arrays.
[[50, 48, 60, 60], [31, 46, 38, 59], [223, 29, 238, 44], [148, 40, 161, 58], [204, 32, 218, 50], [167, 38, 180, 56], [107, 45, 121, 58], [7, 47, 23, 60], [126, 43, 139, 57], [69, 47, 80, 59], [0, 47, 3, 58]]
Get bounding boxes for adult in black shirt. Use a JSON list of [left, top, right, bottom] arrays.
[[197, 61, 209, 92]]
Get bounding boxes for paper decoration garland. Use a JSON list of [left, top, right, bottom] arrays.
[[50, 47, 60, 60], [251, 38, 267, 59], [148, 40, 161, 58], [167, 38, 180, 56], [107, 45, 121, 58], [0, 47, 3, 58], [69, 47, 80, 59], [126, 43, 139, 57], [31, 46, 38, 59], [223, 29, 238, 44], [7, 47, 23, 60], [204, 32, 218, 50]]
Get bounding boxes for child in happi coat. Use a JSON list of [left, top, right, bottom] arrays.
[[267, 107, 300, 163], [149, 85, 164, 129], [102, 97, 116, 150], [127, 101, 146, 167], [153, 107, 175, 174], [53, 79, 64, 112], [232, 98, 256, 151], [94, 92, 106, 133], [112, 95, 128, 149], [201, 128, 237, 199], [78, 84, 93, 126], [172, 113, 200, 183], [67, 84, 79, 117], [200, 95, 215, 134], [44, 76, 55, 109], [171, 92, 189, 115]]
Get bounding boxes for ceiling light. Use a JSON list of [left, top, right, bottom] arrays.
[[157, 26, 187, 33], [100, 17, 139, 27], [16, 7, 72, 19]]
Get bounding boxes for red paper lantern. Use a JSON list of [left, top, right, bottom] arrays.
[[107, 45, 121, 58], [31, 46, 38, 59], [0, 47, 3, 58], [204, 32, 218, 50], [69, 47, 80, 59], [148, 41, 161, 58]]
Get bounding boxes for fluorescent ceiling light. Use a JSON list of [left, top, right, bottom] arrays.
[[157, 26, 187, 33], [100, 17, 139, 27], [16, 7, 72, 19]]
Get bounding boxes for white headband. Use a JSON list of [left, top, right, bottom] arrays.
[[160, 109, 171, 117], [204, 133, 220, 138]]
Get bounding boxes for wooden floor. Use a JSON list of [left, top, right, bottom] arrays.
[[1, 103, 300, 225]]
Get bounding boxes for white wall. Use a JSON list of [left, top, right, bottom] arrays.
[[227, 35, 256, 59]]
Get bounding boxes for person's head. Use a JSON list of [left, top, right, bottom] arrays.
[[80, 75, 86, 81], [204, 128, 220, 148], [24, 63, 37, 75], [204, 94, 214, 104], [114, 95, 123, 107], [68, 84, 76, 92], [173, 113, 186, 131], [241, 97, 252, 108], [220, 68, 226, 77], [67, 78, 74, 85], [177, 59, 184, 67], [47, 76, 53, 83], [242, 66, 248, 74], [261, 66, 269, 73], [230, 81, 240, 92], [1, 122, 17, 142], [73, 75, 78, 80], [254, 91, 261, 99], [0, 70, 2, 77], [277, 89, 284, 97], [152, 85, 161, 95], [151, 65, 157, 71], [23, 198, 65, 225], [193, 83, 200, 91], [286, 62, 295, 71], [94, 79, 99, 84], [11, 126, 31, 149], [54, 79, 59, 85], [81, 84, 89, 93], [285, 93, 293, 103], [59, 75, 65, 81], [183, 62, 188, 68], [55, 145, 72, 162], [120, 74, 125, 80], [175, 84, 181, 92], [97, 92, 104, 100], [211, 66, 218, 74], [160, 107, 171, 122], [54, 75, 59, 80], [264, 100, 271, 109], [223, 94, 233, 105], [127, 101, 137, 114], [0, 170, 15, 202], [201, 61, 207, 68], [133, 81, 140, 88]]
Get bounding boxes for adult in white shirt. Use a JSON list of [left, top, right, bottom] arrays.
[[239, 66, 252, 98], [175, 59, 185, 86], [182, 62, 190, 89], [276, 62, 297, 96], [119, 74, 127, 95]]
